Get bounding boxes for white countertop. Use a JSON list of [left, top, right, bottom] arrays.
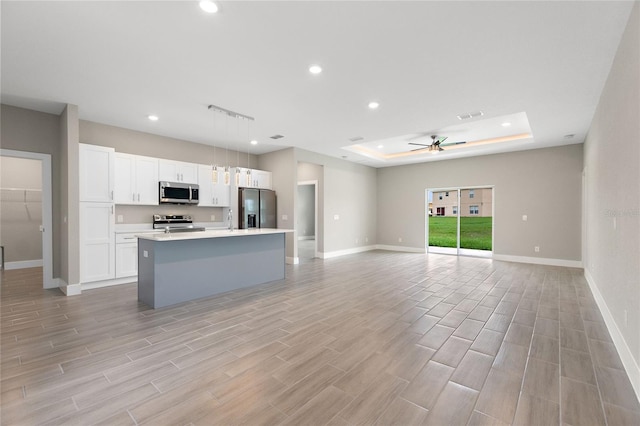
[[136, 228, 293, 241]]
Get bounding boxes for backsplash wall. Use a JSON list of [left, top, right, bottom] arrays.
[[115, 205, 227, 226]]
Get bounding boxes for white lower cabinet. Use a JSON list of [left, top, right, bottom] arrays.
[[80, 202, 115, 283], [115, 234, 138, 278]]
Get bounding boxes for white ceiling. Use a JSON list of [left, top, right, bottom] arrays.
[[1, 1, 634, 167]]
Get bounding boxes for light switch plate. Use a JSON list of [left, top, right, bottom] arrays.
[[334, 214, 340, 220], [522, 215, 527, 221], [117, 215, 124, 223]]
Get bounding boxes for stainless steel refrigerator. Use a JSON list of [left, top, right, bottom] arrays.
[[238, 188, 277, 229]]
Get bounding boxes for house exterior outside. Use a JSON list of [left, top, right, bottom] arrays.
[[431, 188, 493, 217]]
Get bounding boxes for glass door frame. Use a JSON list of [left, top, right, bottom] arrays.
[[426, 185, 495, 258]]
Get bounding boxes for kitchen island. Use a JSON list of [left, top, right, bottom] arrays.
[[137, 229, 291, 309]]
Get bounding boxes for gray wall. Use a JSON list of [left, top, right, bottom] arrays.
[[583, 3, 639, 369], [377, 144, 583, 260], [0, 157, 42, 262], [1, 104, 62, 277], [295, 148, 378, 254], [79, 120, 259, 225], [297, 183, 315, 239], [61, 105, 80, 287], [258, 148, 297, 259], [258, 147, 377, 260]]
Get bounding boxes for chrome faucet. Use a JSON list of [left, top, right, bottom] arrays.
[[228, 209, 234, 231]]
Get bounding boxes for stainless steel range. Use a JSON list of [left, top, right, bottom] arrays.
[[153, 214, 206, 233]]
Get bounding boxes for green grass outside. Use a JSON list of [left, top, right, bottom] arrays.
[[428, 216, 493, 250]]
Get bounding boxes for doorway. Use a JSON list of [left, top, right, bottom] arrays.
[[0, 149, 54, 288], [297, 181, 317, 260], [427, 186, 494, 258]]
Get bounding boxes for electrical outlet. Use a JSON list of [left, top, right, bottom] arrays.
[[282, 214, 288, 220], [365, 237, 368, 243], [398, 237, 403, 243], [334, 214, 340, 220], [210, 214, 216, 221], [613, 217, 617, 230], [534, 246, 540, 252], [117, 215, 124, 223]]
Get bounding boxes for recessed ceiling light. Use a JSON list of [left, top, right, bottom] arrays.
[[309, 64, 322, 74], [148, 115, 159, 121], [199, 1, 218, 13], [501, 122, 511, 127], [564, 134, 575, 139], [368, 101, 380, 110], [250, 140, 258, 145], [377, 145, 384, 149]]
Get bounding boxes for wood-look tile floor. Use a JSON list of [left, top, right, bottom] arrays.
[[2, 251, 639, 425]]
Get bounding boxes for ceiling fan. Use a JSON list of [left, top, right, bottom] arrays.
[[408, 135, 466, 152]]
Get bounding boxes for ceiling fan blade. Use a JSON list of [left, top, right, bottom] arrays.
[[408, 142, 430, 147], [410, 147, 430, 152], [440, 141, 466, 147]]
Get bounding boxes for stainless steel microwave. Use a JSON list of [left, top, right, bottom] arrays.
[[159, 181, 199, 204]]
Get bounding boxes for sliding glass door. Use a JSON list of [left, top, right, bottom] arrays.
[[427, 187, 493, 257]]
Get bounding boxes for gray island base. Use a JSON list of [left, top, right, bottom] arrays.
[[137, 230, 289, 309]]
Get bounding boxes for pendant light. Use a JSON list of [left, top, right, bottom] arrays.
[[207, 104, 255, 186]]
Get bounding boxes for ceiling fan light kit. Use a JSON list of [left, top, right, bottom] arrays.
[[408, 135, 466, 152]]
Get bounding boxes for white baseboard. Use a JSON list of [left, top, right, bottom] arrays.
[[375, 245, 426, 254], [81, 277, 137, 291], [319, 245, 377, 259], [4, 259, 43, 270], [60, 281, 82, 296], [492, 254, 582, 268], [584, 269, 640, 403], [297, 236, 315, 241], [286, 256, 299, 265]]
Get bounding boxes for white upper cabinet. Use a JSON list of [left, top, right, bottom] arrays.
[[198, 165, 230, 207], [233, 167, 251, 188], [79, 144, 114, 202], [197, 164, 214, 207], [212, 166, 231, 207], [233, 167, 272, 189], [158, 160, 198, 184], [114, 153, 159, 205], [252, 169, 272, 190]]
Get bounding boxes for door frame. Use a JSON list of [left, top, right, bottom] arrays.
[[297, 180, 318, 259], [1, 149, 55, 288], [426, 185, 495, 258]]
